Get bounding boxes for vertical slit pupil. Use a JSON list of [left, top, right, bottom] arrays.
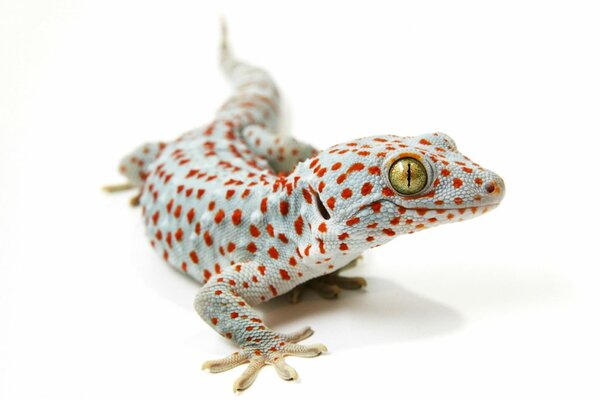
[[407, 162, 412, 187]]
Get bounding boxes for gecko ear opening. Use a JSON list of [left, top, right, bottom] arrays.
[[313, 190, 331, 220]]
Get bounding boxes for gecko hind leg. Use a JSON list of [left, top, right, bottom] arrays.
[[288, 257, 367, 304], [104, 141, 166, 207]]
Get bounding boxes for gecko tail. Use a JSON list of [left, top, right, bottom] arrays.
[[219, 17, 237, 75], [220, 16, 229, 61]]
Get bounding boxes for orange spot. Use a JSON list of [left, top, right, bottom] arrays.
[[382, 187, 394, 196], [453, 178, 463, 188], [304, 245, 312, 256], [346, 217, 361, 226], [214, 209, 225, 224], [341, 188, 353, 199], [269, 285, 278, 296], [368, 166, 381, 175], [268, 247, 279, 259], [348, 163, 365, 173], [203, 231, 213, 246], [279, 269, 291, 280], [249, 224, 260, 237], [232, 209, 242, 225], [318, 222, 328, 232], [260, 198, 268, 213], [327, 197, 336, 209], [266, 224, 274, 237], [294, 216, 304, 235], [361, 182, 373, 195], [279, 201, 289, 216], [302, 188, 313, 204]]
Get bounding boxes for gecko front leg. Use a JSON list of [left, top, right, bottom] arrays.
[[194, 262, 327, 391], [288, 257, 367, 303]]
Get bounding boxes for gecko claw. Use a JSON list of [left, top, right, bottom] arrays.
[[102, 182, 134, 192], [204, 337, 327, 391]]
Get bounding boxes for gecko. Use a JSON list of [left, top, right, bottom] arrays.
[[105, 22, 505, 391]]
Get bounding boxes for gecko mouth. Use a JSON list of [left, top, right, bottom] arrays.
[[397, 202, 502, 218], [351, 199, 501, 220]]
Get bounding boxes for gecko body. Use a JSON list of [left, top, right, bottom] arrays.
[[113, 26, 505, 391]]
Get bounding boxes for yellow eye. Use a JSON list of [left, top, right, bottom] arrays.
[[389, 157, 428, 195]]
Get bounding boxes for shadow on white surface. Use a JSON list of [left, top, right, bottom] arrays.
[[134, 249, 465, 350], [134, 232, 573, 353], [261, 277, 465, 351]]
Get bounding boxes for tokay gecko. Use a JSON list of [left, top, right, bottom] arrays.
[[105, 22, 505, 391]]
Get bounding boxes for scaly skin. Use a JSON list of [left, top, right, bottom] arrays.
[[111, 25, 505, 391]]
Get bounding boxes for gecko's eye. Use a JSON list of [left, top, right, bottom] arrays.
[[389, 157, 428, 195]]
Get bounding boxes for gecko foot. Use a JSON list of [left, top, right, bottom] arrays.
[[202, 328, 326, 392], [288, 258, 366, 303], [103, 182, 142, 207]]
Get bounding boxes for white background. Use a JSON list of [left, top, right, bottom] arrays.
[[1, 1, 599, 399]]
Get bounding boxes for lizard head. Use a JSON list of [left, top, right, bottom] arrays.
[[299, 133, 504, 257]]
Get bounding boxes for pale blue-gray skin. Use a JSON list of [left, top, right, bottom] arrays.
[[116, 36, 505, 391]]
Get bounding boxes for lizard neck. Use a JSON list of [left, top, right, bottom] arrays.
[[269, 161, 364, 269]]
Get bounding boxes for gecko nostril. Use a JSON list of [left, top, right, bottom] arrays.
[[485, 182, 496, 194]]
